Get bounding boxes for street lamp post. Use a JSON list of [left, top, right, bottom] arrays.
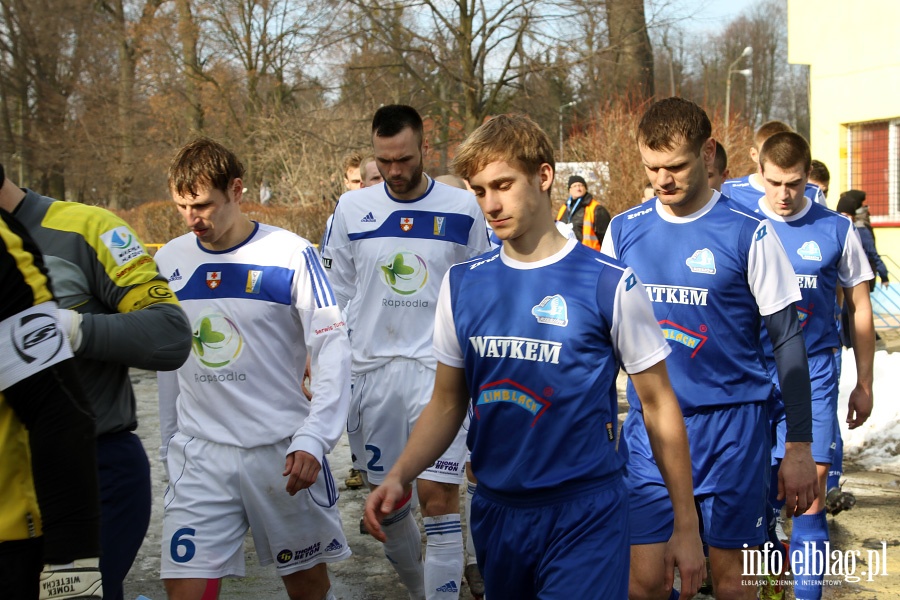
[[725, 46, 753, 131], [558, 101, 576, 162]]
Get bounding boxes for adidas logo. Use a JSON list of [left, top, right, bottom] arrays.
[[168, 268, 182, 282], [436, 580, 459, 593], [324, 539, 343, 552], [361, 212, 376, 223]]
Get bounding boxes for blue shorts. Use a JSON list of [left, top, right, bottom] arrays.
[[625, 403, 769, 549], [771, 351, 839, 464], [471, 477, 628, 599]]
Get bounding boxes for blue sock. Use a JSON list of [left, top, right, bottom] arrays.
[[827, 434, 843, 491], [667, 589, 680, 600], [790, 511, 828, 599]]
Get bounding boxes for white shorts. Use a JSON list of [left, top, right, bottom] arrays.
[[160, 432, 350, 579], [347, 359, 468, 486]]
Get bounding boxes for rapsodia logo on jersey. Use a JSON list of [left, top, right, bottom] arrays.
[[190, 308, 244, 369], [380, 249, 428, 296]]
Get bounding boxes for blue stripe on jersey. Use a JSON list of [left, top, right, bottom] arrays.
[[347, 210, 475, 245], [303, 246, 336, 308], [177, 263, 293, 304]]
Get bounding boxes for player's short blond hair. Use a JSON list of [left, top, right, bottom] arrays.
[[341, 151, 363, 175], [451, 114, 555, 182]]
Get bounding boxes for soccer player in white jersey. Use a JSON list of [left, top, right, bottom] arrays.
[[155, 138, 352, 600], [755, 132, 874, 598], [602, 98, 818, 600], [361, 113, 704, 599], [721, 120, 826, 207], [321, 105, 492, 600]]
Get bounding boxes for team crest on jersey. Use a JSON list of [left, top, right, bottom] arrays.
[[100, 226, 145, 266], [433, 216, 446, 236], [400, 217, 414, 232], [686, 248, 716, 274], [531, 295, 568, 327], [380, 249, 428, 296], [797, 241, 823, 261], [191, 309, 244, 368], [206, 271, 222, 289], [659, 320, 708, 358], [245, 269, 263, 294], [476, 379, 550, 426]]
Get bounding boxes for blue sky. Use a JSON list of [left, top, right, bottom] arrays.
[[652, 0, 760, 34]]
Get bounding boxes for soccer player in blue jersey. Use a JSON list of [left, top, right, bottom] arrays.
[[721, 121, 825, 207], [602, 98, 818, 600], [363, 113, 705, 600], [755, 132, 874, 598]]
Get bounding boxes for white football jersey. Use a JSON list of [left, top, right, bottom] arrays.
[[321, 177, 491, 373], [155, 223, 351, 458]]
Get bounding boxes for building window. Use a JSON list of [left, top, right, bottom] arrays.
[[846, 119, 900, 221]]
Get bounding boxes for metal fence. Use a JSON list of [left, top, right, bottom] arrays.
[[873, 255, 900, 329]]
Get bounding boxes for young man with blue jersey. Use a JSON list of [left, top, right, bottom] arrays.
[[363, 113, 705, 599], [755, 132, 874, 598], [156, 138, 352, 600], [721, 121, 826, 208], [602, 98, 818, 600]]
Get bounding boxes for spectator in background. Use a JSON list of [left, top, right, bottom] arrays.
[[708, 141, 729, 192], [259, 180, 272, 205], [642, 181, 656, 202], [809, 160, 830, 201], [556, 175, 610, 251], [837, 190, 889, 290]]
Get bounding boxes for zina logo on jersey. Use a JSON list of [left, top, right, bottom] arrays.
[[531, 295, 568, 327], [380, 250, 428, 296], [191, 310, 244, 368]]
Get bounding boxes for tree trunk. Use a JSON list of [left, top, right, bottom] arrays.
[[606, 0, 654, 100]]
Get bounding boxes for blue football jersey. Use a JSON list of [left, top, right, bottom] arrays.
[[722, 174, 825, 208], [753, 198, 873, 356], [433, 239, 670, 495], [603, 191, 801, 413]]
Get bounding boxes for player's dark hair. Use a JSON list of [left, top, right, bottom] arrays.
[[168, 138, 244, 198], [758, 131, 811, 173], [809, 159, 830, 186], [637, 97, 711, 155], [713, 141, 728, 175], [372, 105, 424, 144]]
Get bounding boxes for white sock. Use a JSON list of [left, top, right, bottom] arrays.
[[465, 481, 477, 564], [382, 503, 426, 599], [322, 589, 336, 600], [424, 514, 464, 599]]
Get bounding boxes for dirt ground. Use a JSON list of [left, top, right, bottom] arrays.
[[123, 369, 900, 599]]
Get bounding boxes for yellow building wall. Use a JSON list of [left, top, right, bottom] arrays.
[[788, 0, 900, 264]]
